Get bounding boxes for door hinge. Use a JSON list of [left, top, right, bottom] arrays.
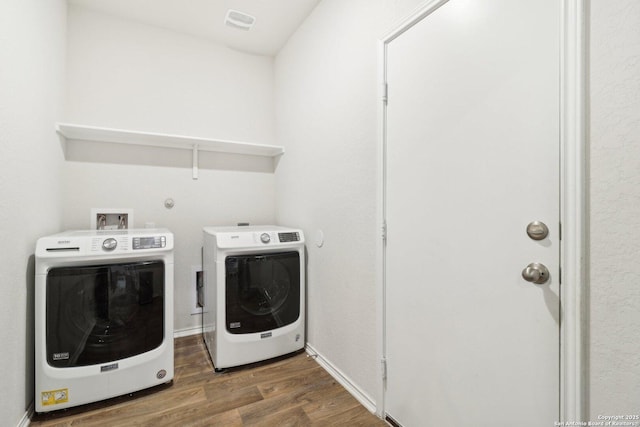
[[559, 265, 562, 285], [382, 221, 387, 243], [382, 82, 388, 105], [381, 358, 387, 381]]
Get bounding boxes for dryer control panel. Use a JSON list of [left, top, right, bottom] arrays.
[[204, 226, 304, 249], [278, 232, 300, 242]]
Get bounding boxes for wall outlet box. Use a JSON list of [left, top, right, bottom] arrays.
[[91, 208, 134, 230]]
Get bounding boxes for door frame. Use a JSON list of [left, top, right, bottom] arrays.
[[375, 0, 588, 422]]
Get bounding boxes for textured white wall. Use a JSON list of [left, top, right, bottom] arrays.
[[0, 0, 66, 424], [64, 7, 277, 333], [589, 0, 640, 416], [274, 0, 424, 405]]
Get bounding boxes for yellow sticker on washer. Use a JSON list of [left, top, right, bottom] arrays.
[[41, 388, 69, 406]]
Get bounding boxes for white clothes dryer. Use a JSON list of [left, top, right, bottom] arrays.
[[202, 225, 305, 370], [35, 229, 174, 412]]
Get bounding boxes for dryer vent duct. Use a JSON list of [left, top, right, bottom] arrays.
[[225, 9, 256, 31]]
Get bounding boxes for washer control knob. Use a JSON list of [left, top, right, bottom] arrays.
[[260, 233, 271, 244], [102, 238, 117, 251]]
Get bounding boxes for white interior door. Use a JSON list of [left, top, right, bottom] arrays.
[[383, 1, 560, 426]]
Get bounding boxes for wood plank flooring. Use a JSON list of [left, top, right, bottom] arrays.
[[30, 335, 386, 426]]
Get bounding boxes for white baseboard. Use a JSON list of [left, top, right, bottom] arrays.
[[305, 343, 377, 414], [173, 326, 201, 338], [18, 403, 33, 427]]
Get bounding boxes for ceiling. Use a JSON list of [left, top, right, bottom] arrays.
[[67, 0, 321, 56]]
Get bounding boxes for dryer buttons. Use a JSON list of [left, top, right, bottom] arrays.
[[260, 233, 271, 244]]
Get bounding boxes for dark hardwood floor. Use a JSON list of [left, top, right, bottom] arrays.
[[30, 334, 386, 426]]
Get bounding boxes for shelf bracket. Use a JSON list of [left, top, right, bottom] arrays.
[[192, 144, 199, 180]]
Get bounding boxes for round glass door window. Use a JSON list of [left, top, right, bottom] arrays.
[[225, 252, 300, 334], [239, 258, 290, 315]]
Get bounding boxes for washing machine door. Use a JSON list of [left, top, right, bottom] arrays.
[[45, 261, 165, 367], [225, 251, 300, 334]]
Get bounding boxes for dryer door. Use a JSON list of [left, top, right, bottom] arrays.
[[225, 251, 300, 334]]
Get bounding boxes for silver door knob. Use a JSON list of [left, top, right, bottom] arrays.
[[521, 262, 550, 284]]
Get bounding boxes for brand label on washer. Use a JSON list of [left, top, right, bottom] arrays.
[[260, 332, 272, 339], [52, 352, 69, 361], [41, 388, 68, 406], [229, 322, 241, 329], [101, 362, 119, 372]]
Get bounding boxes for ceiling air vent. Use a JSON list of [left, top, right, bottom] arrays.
[[224, 9, 256, 31]]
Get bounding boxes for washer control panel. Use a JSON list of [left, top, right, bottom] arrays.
[[132, 236, 167, 250], [36, 228, 173, 259]]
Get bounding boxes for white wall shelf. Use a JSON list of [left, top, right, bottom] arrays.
[[56, 122, 284, 178]]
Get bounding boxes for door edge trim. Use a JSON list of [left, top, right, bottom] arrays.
[[559, 0, 589, 422]]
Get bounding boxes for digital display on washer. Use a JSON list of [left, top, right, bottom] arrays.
[[132, 236, 166, 250]]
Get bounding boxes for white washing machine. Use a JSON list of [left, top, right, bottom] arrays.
[[202, 225, 305, 370], [35, 229, 174, 412]]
